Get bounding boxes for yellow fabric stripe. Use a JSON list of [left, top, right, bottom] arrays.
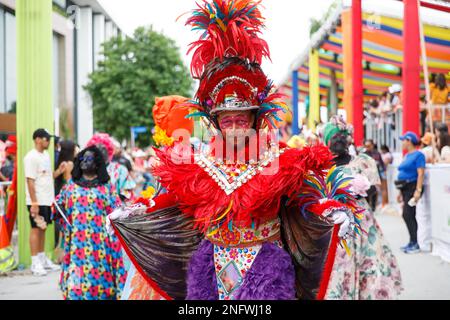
[[308, 49, 320, 130], [362, 13, 450, 42]]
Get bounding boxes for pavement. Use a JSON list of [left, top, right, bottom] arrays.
[[375, 211, 450, 300], [0, 270, 61, 300], [0, 210, 449, 300]]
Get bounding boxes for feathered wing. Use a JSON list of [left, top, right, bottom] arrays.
[[279, 145, 362, 300], [111, 194, 203, 300], [279, 200, 338, 300]]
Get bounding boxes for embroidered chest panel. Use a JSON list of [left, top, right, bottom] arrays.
[[194, 148, 286, 195]]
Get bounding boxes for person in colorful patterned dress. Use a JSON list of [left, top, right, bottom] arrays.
[[86, 133, 136, 202], [322, 116, 403, 300], [54, 146, 127, 300], [108, 0, 362, 301]]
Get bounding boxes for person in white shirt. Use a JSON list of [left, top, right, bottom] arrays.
[[419, 132, 439, 163], [437, 133, 450, 163], [24, 129, 65, 276]]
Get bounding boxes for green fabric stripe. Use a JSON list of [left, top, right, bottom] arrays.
[[16, 0, 55, 267]]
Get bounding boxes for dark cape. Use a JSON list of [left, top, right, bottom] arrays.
[[111, 195, 337, 300]]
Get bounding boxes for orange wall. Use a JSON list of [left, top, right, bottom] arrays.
[[0, 113, 16, 133], [342, 9, 353, 124]]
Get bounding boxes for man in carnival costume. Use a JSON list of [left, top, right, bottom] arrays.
[[109, 0, 361, 300]]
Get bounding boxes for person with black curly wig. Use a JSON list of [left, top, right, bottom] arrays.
[[53, 146, 127, 300]]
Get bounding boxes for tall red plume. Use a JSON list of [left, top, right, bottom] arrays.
[[184, 0, 270, 78]]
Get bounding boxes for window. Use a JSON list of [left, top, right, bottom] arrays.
[[4, 11, 16, 113], [53, 33, 62, 136], [53, 0, 67, 10], [0, 7, 5, 113]]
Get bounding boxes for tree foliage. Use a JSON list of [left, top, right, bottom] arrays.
[[85, 27, 193, 147], [309, 0, 339, 37]]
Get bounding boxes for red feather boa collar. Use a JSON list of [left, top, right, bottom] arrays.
[[152, 143, 333, 234]]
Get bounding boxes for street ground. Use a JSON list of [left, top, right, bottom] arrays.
[[0, 269, 61, 300], [375, 211, 450, 300], [0, 211, 449, 300]]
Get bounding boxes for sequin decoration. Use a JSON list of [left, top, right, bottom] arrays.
[[207, 219, 281, 248], [195, 148, 285, 195]]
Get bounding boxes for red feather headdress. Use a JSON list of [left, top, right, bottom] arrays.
[[184, 0, 269, 78], [180, 0, 289, 130]]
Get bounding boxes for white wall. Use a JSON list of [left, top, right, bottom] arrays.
[[5, 11, 16, 113], [53, 34, 60, 136], [112, 24, 118, 38], [105, 20, 113, 41], [75, 7, 94, 146], [0, 8, 5, 113], [76, 10, 121, 145], [93, 13, 105, 70]]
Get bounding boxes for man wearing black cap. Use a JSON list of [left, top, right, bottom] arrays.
[[24, 129, 65, 276]]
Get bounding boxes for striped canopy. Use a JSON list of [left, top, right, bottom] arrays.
[[280, 4, 450, 106]]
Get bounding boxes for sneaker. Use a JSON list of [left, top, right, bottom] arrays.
[[404, 243, 420, 254], [31, 261, 47, 276], [39, 253, 60, 271], [400, 242, 412, 252]]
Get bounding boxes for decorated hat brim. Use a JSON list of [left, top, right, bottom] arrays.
[[210, 105, 260, 115]]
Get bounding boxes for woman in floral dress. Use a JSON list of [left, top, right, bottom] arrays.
[[322, 116, 403, 300], [54, 146, 127, 300]]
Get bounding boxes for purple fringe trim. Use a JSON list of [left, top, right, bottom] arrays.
[[186, 240, 219, 300], [235, 242, 296, 300]]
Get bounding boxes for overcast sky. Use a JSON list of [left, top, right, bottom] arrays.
[[98, 0, 336, 84]]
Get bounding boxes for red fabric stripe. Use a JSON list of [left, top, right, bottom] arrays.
[[403, 0, 421, 136], [112, 223, 173, 301], [420, 1, 450, 13], [316, 225, 339, 300], [352, 0, 364, 146]]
